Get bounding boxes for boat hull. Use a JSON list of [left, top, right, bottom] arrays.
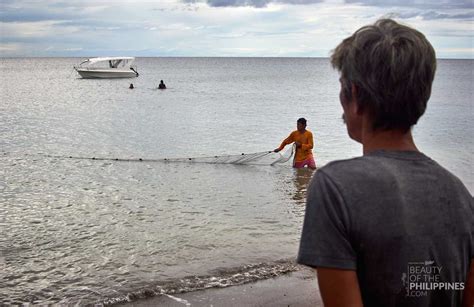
[[75, 68, 138, 79]]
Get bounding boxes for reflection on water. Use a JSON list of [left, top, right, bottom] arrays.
[[292, 168, 315, 205]]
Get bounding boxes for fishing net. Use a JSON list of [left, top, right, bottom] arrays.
[[37, 145, 295, 166], [160, 145, 294, 166]]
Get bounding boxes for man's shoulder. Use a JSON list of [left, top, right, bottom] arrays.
[[316, 151, 471, 197], [317, 156, 373, 179], [316, 152, 423, 187], [319, 151, 431, 175]]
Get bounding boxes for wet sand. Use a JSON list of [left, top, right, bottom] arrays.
[[121, 266, 323, 307]]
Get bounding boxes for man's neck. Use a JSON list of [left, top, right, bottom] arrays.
[[361, 128, 418, 155]]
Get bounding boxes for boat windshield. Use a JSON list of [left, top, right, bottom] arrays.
[[108, 59, 125, 68], [80, 57, 135, 68]]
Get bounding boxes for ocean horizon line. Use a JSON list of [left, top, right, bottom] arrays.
[[1, 55, 472, 60]]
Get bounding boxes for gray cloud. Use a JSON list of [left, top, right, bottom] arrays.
[[0, 1, 96, 23], [183, 0, 473, 10], [0, 10, 79, 22], [397, 10, 474, 20], [209, 0, 270, 7], [182, 0, 323, 8], [344, 0, 474, 10]]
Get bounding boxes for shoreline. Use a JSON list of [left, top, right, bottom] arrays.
[[119, 266, 322, 306]]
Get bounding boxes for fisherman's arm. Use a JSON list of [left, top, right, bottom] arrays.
[[316, 268, 363, 307], [274, 132, 295, 152], [462, 259, 474, 307]]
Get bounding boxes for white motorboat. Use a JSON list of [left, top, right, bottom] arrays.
[[74, 57, 139, 79]]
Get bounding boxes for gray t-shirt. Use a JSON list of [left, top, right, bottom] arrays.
[[297, 150, 473, 307]]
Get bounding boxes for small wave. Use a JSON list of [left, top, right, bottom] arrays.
[[100, 258, 298, 305]]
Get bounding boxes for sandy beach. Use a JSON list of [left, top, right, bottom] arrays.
[[121, 266, 323, 307]]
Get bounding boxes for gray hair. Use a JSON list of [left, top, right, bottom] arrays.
[[331, 18, 437, 131]]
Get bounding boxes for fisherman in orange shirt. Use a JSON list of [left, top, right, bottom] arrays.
[[274, 118, 316, 169]]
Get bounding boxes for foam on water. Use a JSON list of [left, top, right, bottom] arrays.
[[100, 259, 298, 305]]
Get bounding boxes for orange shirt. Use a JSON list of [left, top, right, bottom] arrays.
[[278, 130, 314, 162]]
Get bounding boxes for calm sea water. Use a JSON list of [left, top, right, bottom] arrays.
[[1, 57, 472, 304]]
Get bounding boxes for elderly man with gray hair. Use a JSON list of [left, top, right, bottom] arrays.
[[297, 19, 473, 307]]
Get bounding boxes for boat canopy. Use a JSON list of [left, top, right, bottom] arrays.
[[78, 57, 135, 68]]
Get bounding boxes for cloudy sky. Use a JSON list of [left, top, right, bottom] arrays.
[[1, 0, 473, 58]]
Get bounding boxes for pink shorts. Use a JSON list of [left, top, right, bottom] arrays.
[[293, 155, 316, 169]]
